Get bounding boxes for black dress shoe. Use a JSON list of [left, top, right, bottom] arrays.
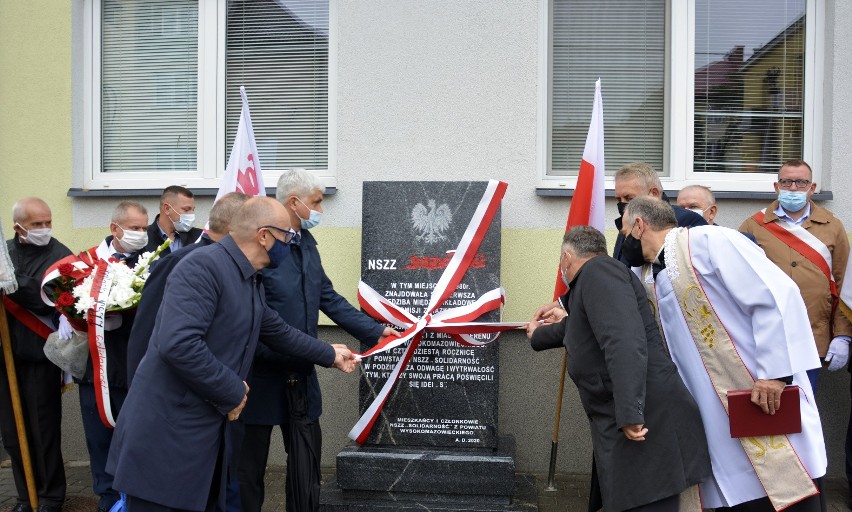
[[11, 503, 33, 512], [36, 504, 63, 512]]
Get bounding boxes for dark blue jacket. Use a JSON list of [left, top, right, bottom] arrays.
[[243, 229, 384, 423], [144, 215, 203, 255], [107, 236, 336, 511], [126, 235, 214, 386]]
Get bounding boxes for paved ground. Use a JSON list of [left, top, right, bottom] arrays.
[[0, 460, 849, 511]]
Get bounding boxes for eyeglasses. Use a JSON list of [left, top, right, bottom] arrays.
[[777, 178, 811, 189], [258, 225, 297, 244]]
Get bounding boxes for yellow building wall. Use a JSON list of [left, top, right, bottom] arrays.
[[0, 1, 102, 249]]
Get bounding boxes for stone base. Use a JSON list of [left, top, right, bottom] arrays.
[[319, 474, 538, 511], [320, 436, 537, 511]]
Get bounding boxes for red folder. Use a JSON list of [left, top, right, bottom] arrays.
[[727, 385, 801, 438]]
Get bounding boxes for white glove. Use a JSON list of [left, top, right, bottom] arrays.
[[57, 315, 74, 340], [825, 336, 850, 371]]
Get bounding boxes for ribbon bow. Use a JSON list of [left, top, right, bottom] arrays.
[[349, 180, 526, 444]]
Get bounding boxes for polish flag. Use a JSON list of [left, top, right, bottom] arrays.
[[553, 79, 606, 299], [216, 86, 266, 202]]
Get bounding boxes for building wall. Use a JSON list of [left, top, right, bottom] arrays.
[[1, 0, 850, 479]]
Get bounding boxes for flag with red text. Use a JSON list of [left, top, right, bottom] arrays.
[[553, 79, 606, 299], [216, 86, 266, 202]]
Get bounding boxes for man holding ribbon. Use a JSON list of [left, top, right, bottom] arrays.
[[69, 200, 149, 512], [107, 196, 357, 512], [1, 197, 71, 512], [526, 226, 710, 512], [238, 170, 397, 512], [624, 196, 826, 512], [739, 160, 852, 392]]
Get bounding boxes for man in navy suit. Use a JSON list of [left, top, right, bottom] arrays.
[[126, 192, 249, 386], [107, 197, 357, 512], [238, 170, 397, 512]]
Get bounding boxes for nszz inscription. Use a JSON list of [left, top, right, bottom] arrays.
[[367, 259, 397, 270]]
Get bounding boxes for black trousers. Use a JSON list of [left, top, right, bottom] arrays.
[[237, 421, 322, 512], [0, 359, 66, 508]]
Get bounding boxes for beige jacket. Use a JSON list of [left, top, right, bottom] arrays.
[[740, 200, 852, 356]]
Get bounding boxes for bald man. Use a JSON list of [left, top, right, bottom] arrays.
[[107, 197, 357, 512], [2, 197, 72, 512], [677, 185, 718, 225]]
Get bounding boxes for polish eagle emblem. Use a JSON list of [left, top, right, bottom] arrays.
[[411, 199, 452, 244]]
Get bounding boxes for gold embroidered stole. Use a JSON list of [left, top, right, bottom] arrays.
[[649, 228, 816, 510]]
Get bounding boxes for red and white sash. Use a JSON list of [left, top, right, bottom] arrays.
[[349, 180, 526, 444], [752, 210, 836, 298]]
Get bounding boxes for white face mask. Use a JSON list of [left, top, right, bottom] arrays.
[[296, 198, 322, 230], [116, 225, 148, 252], [16, 223, 52, 246], [166, 204, 196, 233], [688, 207, 708, 217]]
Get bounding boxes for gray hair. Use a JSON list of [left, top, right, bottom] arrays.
[[11, 197, 49, 224], [615, 162, 663, 192], [112, 200, 147, 224], [624, 196, 677, 231], [276, 169, 322, 202], [209, 192, 249, 235], [561, 226, 607, 258], [680, 184, 715, 205]]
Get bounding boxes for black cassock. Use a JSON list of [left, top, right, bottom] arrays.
[[531, 255, 711, 512]]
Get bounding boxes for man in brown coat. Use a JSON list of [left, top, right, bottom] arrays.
[[739, 159, 852, 392]]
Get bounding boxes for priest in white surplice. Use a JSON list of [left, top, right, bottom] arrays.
[[622, 196, 827, 512]]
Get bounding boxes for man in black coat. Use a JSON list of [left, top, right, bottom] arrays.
[[527, 226, 711, 512], [144, 185, 203, 255], [238, 170, 396, 512], [1, 197, 71, 512]]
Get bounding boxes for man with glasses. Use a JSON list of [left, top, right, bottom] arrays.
[[740, 159, 852, 392], [238, 169, 397, 512]]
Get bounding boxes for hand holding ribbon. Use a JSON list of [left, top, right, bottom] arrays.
[[349, 180, 526, 444]]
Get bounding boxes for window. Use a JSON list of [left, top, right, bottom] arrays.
[[539, 0, 823, 192], [83, 0, 333, 191]]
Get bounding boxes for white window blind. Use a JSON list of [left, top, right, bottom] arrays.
[[225, 0, 329, 171], [101, 0, 199, 173], [551, 0, 665, 176], [694, 0, 806, 173]]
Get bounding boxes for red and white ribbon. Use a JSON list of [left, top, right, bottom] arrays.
[[87, 259, 117, 428], [349, 180, 526, 444]]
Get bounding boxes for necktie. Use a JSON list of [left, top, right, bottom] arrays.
[[291, 232, 302, 246], [111, 252, 127, 261]]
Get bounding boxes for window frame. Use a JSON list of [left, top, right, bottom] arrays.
[[81, 0, 337, 192], [537, 0, 824, 193]]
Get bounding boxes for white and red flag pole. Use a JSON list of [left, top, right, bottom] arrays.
[[551, 78, 606, 300], [216, 86, 267, 202], [545, 79, 605, 491]]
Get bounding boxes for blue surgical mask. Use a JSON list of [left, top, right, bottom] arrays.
[[266, 237, 291, 269], [778, 190, 808, 213], [173, 213, 195, 233], [560, 268, 570, 288], [297, 198, 322, 230]]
